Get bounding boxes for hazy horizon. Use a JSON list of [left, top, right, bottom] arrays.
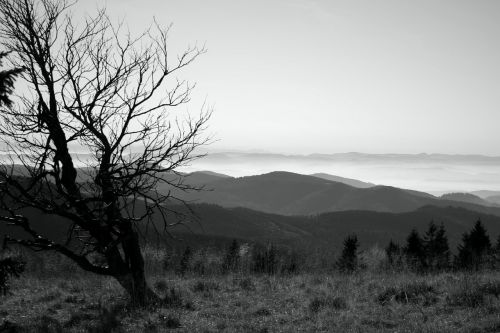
[[174, 149, 500, 195], [74, 0, 500, 156]]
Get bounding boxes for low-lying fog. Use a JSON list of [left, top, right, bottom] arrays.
[[179, 152, 500, 195]]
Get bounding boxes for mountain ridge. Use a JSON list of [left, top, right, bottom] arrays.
[[164, 171, 500, 217]]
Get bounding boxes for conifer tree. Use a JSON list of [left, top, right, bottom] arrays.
[[337, 234, 359, 272], [385, 240, 402, 266], [423, 221, 450, 270], [455, 219, 492, 270], [434, 223, 450, 269], [404, 229, 425, 270]]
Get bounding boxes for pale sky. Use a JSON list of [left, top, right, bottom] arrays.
[[77, 0, 500, 155]]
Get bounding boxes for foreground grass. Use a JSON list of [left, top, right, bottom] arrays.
[[2, 271, 500, 332]]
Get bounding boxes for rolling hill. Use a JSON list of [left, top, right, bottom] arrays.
[[163, 171, 500, 217], [162, 204, 500, 251], [440, 192, 496, 207]]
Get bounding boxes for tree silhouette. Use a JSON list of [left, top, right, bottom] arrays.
[[337, 234, 359, 272], [404, 229, 425, 270], [222, 239, 240, 273], [423, 221, 450, 270], [455, 219, 492, 270], [385, 239, 402, 267], [0, 0, 209, 304]]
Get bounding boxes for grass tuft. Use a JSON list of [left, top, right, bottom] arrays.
[[377, 281, 438, 306], [238, 277, 256, 291], [162, 287, 184, 308], [309, 295, 348, 313], [192, 280, 219, 293]]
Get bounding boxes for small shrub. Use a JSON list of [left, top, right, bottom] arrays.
[[360, 246, 386, 272]]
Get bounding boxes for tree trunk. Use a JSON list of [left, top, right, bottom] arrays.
[[115, 227, 161, 305], [115, 269, 160, 306]]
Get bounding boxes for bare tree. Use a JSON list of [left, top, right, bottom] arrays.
[[0, 0, 210, 304]]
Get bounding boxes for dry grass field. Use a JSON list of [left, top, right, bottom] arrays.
[[2, 266, 500, 332]]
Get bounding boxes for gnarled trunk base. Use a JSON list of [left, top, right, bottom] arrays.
[[115, 271, 160, 306]]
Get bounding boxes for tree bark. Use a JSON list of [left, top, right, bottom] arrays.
[[115, 270, 160, 306], [115, 227, 161, 305]]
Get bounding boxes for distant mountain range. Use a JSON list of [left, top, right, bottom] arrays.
[[164, 171, 500, 217], [180, 151, 500, 194]]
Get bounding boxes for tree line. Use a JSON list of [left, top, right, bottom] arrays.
[[2, 218, 498, 294], [338, 219, 500, 273], [160, 219, 500, 276]]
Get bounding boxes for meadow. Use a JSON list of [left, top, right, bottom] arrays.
[[2, 246, 500, 332]]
